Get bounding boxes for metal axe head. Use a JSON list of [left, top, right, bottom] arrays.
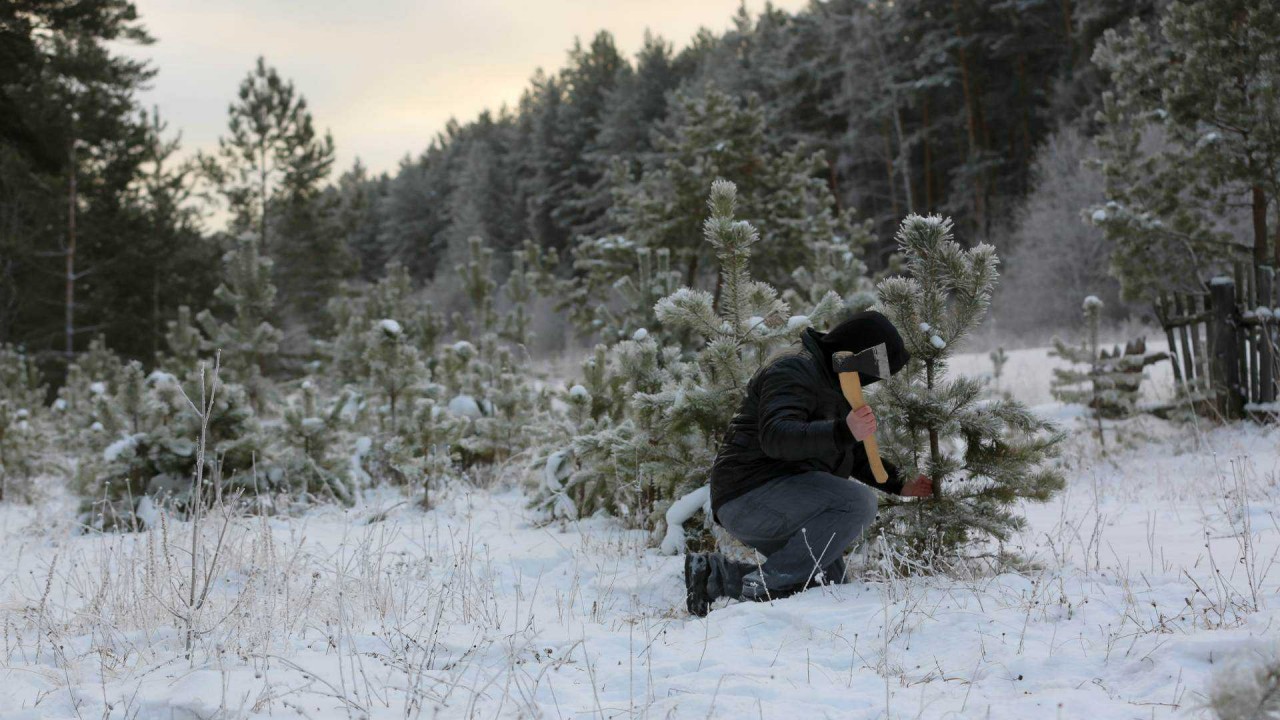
[[832, 343, 891, 382]]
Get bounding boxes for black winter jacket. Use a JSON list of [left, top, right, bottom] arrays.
[[709, 327, 904, 517]]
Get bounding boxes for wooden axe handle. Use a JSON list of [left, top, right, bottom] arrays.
[[837, 370, 889, 484]]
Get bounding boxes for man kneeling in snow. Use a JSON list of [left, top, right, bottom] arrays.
[[685, 310, 933, 616]]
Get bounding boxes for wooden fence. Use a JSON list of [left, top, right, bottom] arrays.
[[1154, 263, 1278, 419]]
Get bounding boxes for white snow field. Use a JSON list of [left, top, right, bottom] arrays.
[[2, 344, 1278, 719]]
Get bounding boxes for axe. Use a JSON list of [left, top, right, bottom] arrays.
[[832, 346, 890, 484]]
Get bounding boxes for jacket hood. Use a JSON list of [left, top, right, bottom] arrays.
[[805, 310, 910, 387]]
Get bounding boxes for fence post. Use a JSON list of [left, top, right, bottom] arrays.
[[1209, 277, 1244, 419], [1261, 267, 1276, 404]]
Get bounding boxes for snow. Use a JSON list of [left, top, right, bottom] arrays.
[[1091, 208, 1108, 224], [377, 318, 402, 336], [930, 334, 946, 349], [146, 370, 177, 386], [446, 393, 482, 417], [349, 436, 372, 487], [1082, 295, 1103, 310], [919, 321, 931, 332], [1244, 401, 1280, 413], [568, 384, 589, 399], [89, 381, 107, 395], [1, 341, 1276, 719], [1209, 275, 1234, 286], [786, 314, 810, 330], [134, 495, 160, 529], [103, 433, 143, 462], [659, 484, 711, 555], [632, 327, 648, 341]]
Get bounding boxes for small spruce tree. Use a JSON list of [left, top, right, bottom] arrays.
[[875, 215, 1064, 563]]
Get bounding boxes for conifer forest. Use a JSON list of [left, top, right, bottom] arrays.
[[2, 1, 1280, 718]]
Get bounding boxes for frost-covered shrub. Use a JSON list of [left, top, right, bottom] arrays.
[[364, 317, 428, 432], [326, 261, 444, 384], [274, 381, 354, 504], [561, 236, 683, 342], [80, 363, 267, 530], [0, 344, 46, 501]]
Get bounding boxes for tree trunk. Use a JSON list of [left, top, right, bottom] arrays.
[[883, 119, 900, 220], [1061, 0, 1074, 74], [260, 141, 269, 254], [925, 358, 942, 495], [1253, 185, 1268, 271], [65, 136, 77, 364], [952, 0, 986, 237], [922, 94, 935, 212], [1016, 53, 1034, 188]]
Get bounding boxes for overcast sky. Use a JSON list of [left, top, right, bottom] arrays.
[[124, 0, 808, 178]]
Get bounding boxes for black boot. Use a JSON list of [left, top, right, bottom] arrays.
[[684, 553, 712, 617], [810, 555, 848, 587]]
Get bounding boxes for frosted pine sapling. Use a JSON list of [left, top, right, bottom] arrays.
[[500, 240, 557, 346], [989, 346, 1009, 397], [0, 347, 42, 500], [278, 380, 352, 504], [876, 215, 1064, 562], [196, 232, 283, 411], [456, 236, 497, 337], [364, 318, 427, 432]]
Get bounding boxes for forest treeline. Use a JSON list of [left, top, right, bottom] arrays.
[[0, 0, 1187, 378]]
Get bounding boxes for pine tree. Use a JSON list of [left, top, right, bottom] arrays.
[[84, 363, 267, 530], [561, 238, 682, 340], [455, 236, 498, 337], [207, 56, 341, 323], [1092, 0, 1280, 301], [500, 240, 557, 347], [208, 56, 335, 250], [326, 261, 443, 385], [0, 344, 45, 501], [196, 232, 283, 410], [278, 380, 353, 504], [610, 88, 852, 292], [363, 318, 427, 433], [163, 305, 204, 369], [875, 215, 1064, 563]]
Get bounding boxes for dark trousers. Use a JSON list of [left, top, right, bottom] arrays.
[[713, 471, 879, 597]]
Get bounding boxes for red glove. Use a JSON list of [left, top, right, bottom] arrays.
[[901, 475, 933, 497]]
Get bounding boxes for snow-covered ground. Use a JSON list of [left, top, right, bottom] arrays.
[[2, 345, 1277, 719]]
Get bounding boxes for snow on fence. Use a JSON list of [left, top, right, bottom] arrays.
[[1155, 262, 1278, 419]]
